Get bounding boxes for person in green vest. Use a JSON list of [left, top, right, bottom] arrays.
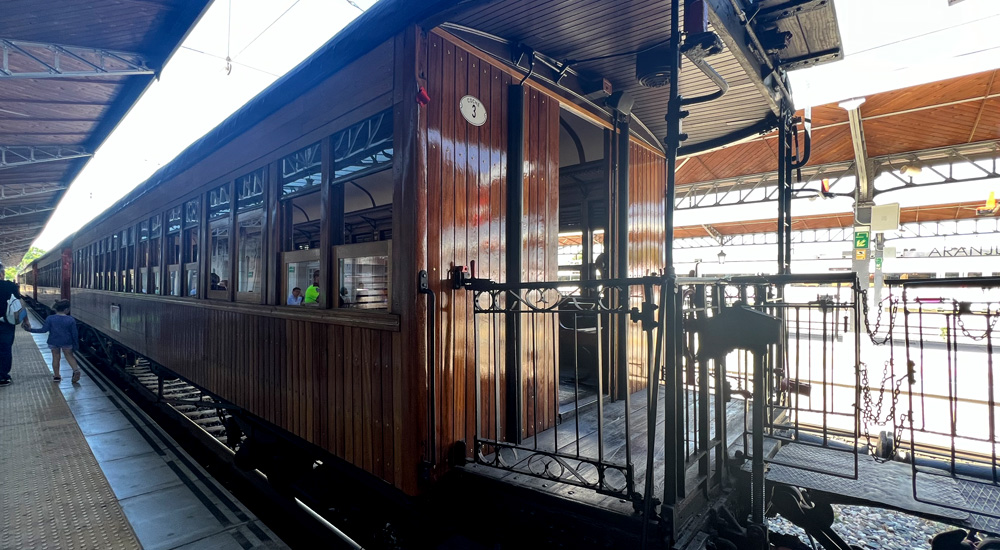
[[304, 271, 320, 304]]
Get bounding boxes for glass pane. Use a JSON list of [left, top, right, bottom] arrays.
[[168, 206, 182, 233], [210, 218, 230, 292], [140, 267, 148, 294], [140, 220, 149, 242], [338, 254, 388, 310], [152, 267, 161, 294], [238, 211, 263, 293], [237, 168, 265, 210], [209, 184, 231, 219], [185, 199, 200, 225], [331, 109, 393, 182], [169, 269, 180, 296], [151, 214, 161, 234], [186, 268, 198, 296], [281, 142, 321, 196], [285, 259, 319, 306]]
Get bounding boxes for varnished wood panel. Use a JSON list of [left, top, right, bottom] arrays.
[[71, 290, 406, 493], [627, 141, 666, 394], [424, 31, 560, 464]]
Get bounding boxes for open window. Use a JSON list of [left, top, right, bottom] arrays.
[[125, 227, 136, 292], [183, 198, 200, 297], [150, 214, 162, 294], [207, 183, 232, 299], [166, 206, 182, 296], [279, 143, 321, 306], [235, 168, 264, 303], [138, 220, 149, 293], [332, 108, 393, 310]]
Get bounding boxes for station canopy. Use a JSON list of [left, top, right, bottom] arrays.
[[675, 68, 1000, 238], [0, 0, 211, 266]]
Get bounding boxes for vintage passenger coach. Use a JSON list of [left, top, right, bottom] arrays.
[[20, 0, 848, 547]]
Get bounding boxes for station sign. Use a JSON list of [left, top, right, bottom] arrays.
[[875, 256, 883, 269], [854, 226, 870, 250], [855, 249, 868, 261]]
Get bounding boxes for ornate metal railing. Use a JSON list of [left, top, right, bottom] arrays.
[[464, 275, 666, 504]]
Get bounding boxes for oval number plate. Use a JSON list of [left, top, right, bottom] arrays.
[[460, 95, 487, 126]]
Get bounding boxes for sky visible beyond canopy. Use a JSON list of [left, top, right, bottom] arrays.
[[30, 0, 1000, 251]]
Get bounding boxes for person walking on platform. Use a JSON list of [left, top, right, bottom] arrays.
[[0, 266, 25, 386], [23, 299, 81, 383]]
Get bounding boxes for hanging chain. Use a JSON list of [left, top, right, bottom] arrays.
[[954, 301, 999, 342], [860, 289, 899, 345], [860, 359, 913, 463]]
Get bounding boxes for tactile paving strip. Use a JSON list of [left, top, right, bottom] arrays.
[[0, 328, 142, 550]]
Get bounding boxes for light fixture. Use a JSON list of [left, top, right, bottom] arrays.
[[899, 164, 922, 177], [838, 97, 866, 111], [717, 249, 726, 264]]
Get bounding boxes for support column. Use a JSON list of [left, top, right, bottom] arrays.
[[776, 103, 793, 276], [505, 84, 525, 444], [842, 99, 873, 303], [873, 233, 885, 305]]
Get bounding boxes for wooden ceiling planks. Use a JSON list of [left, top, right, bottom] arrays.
[[0, 0, 210, 265], [678, 69, 1000, 192]]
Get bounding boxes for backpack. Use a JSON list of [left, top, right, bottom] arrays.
[[5, 295, 24, 325]]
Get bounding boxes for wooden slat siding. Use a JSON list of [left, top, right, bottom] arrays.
[[424, 31, 561, 461], [627, 140, 667, 395]]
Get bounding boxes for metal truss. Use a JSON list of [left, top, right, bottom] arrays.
[[677, 140, 1000, 210], [895, 217, 1000, 239], [0, 183, 66, 200], [675, 218, 1000, 249], [0, 205, 54, 220], [0, 222, 44, 235], [0, 234, 36, 248], [1, 38, 153, 79], [0, 145, 90, 168]]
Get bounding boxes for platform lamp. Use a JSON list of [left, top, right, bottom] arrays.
[[717, 249, 726, 264]]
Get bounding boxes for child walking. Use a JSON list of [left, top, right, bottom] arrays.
[[23, 299, 81, 383]]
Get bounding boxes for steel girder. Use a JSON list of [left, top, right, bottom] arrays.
[[676, 140, 1000, 210], [0, 145, 90, 168], [0, 38, 153, 79], [675, 217, 1000, 249], [0, 183, 67, 200], [0, 205, 55, 220]]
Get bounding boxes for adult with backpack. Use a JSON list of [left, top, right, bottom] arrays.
[[0, 266, 26, 386]]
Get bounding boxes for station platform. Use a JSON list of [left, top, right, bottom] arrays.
[[1, 311, 285, 550]]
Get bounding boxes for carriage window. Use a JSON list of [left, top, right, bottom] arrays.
[[138, 221, 149, 293], [331, 109, 393, 309], [184, 199, 200, 297], [335, 241, 390, 310], [166, 206, 182, 296], [125, 227, 136, 292], [237, 209, 263, 299], [150, 214, 162, 295], [208, 184, 231, 298], [237, 169, 265, 210]]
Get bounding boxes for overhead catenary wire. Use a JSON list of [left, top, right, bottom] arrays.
[[233, 0, 304, 60], [180, 46, 280, 77]]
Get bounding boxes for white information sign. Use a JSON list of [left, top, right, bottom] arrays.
[[459, 95, 487, 126]]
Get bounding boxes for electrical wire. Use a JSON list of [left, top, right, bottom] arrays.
[[181, 46, 280, 77], [563, 37, 673, 65], [225, 0, 232, 74], [233, 0, 303, 60]]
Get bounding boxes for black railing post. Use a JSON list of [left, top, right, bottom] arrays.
[[505, 84, 525, 444], [616, 112, 630, 401]]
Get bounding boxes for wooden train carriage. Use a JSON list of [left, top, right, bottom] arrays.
[[62, 0, 841, 526], [20, 243, 72, 306]]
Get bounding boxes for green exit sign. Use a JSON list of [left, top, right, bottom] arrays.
[[854, 230, 870, 249]]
